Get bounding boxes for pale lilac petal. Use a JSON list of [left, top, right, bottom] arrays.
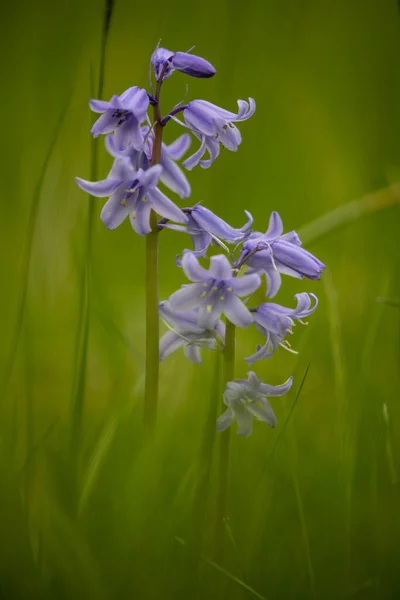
[[100, 183, 130, 229], [216, 408, 235, 432], [120, 87, 149, 118], [146, 188, 187, 224], [129, 119, 145, 150], [192, 206, 252, 242], [184, 344, 202, 363], [169, 283, 205, 310], [160, 154, 191, 198], [229, 273, 261, 297], [235, 409, 253, 437], [234, 98, 256, 122], [182, 136, 207, 170], [247, 402, 277, 427], [184, 106, 219, 137], [159, 331, 185, 361], [76, 176, 120, 197], [159, 301, 201, 332], [218, 125, 241, 151], [108, 157, 135, 180], [259, 376, 293, 396], [113, 120, 131, 151], [181, 252, 210, 282], [170, 52, 216, 78], [281, 230, 302, 246], [209, 255, 232, 280], [245, 339, 274, 365], [130, 199, 152, 235], [165, 134, 191, 160], [272, 240, 325, 279], [89, 99, 110, 113], [198, 301, 223, 329], [91, 112, 117, 137], [265, 211, 284, 240], [265, 269, 282, 298], [140, 165, 162, 188], [199, 138, 220, 169], [223, 295, 253, 328]]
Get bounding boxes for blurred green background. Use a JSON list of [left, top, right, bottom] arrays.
[[1, 0, 399, 598]]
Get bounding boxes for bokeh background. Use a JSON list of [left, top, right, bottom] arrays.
[[1, 0, 399, 598]]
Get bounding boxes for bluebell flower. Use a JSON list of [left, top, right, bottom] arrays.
[[169, 253, 261, 329], [159, 301, 225, 364], [90, 86, 149, 151], [216, 371, 293, 436], [171, 98, 255, 169], [161, 204, 253, 258], [238, 211, 325, 297], [105, 131, 192, 198], [151, 47, 216, 80], [76, 161, 188, 234], [245, 293, 318, 364]]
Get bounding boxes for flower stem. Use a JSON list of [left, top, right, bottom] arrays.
[[144, 214, 159, 433], [215, 318, 236, 558], [143, 70, 166, 433]]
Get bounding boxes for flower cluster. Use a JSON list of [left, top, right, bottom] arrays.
[[76, 44, 325, 437]]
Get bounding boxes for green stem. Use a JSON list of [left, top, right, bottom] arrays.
[[215, 319, 236, 558], [144, 212, 159, 433], [143, 73, 165, 433], [70, 0, 114, 472]]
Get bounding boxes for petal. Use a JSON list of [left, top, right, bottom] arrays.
[[247, 402, 277, 427], [165, 133, 191, 160], [182, 136, 207, 170], [265, 211, 284, 240], [146, 187, 188, 224], [113, 119, 136, 151], [253, 305, 291, 335], [100, 183, 130, 229], [184, 105, 220, 137], [192, 205, 252, 242], [181, 252, 210, 282], [272, 241, 325, 280], [200, 138, 220, 169], [159, 154, 191, 198], [233, 98, 256, 122], [236, 410, 253, 437], [197, 300, 223, 330], [108, 156, 135, 181], [245, 338, 275, 365], [76, 176, 121, 197], [259, 375, 293, 397], [184, 344, 202, 363], [281, 230, 302, 246], [218, 124, 241, 151], [170, 52, 216, 78], [91, 111, 117, 137], [169, 283, 205, 310], [229, 273, 261, 297], [223, 294, 253, 328], [216, 408, 235, 433], [130, 198, 152, 235], [209, 255, 232, 280], [159, 331, 185, 361], [89, 99, 110, 113], [265, 269, 282, 298], [159, 300, 201, 332], [139, 164, 162, 188]]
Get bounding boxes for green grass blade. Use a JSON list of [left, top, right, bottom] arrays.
[[299, 184, 400, 246]]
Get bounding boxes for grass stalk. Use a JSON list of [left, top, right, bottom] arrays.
[[215, 319, 235, 559], [69, 0, 115, 483]]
